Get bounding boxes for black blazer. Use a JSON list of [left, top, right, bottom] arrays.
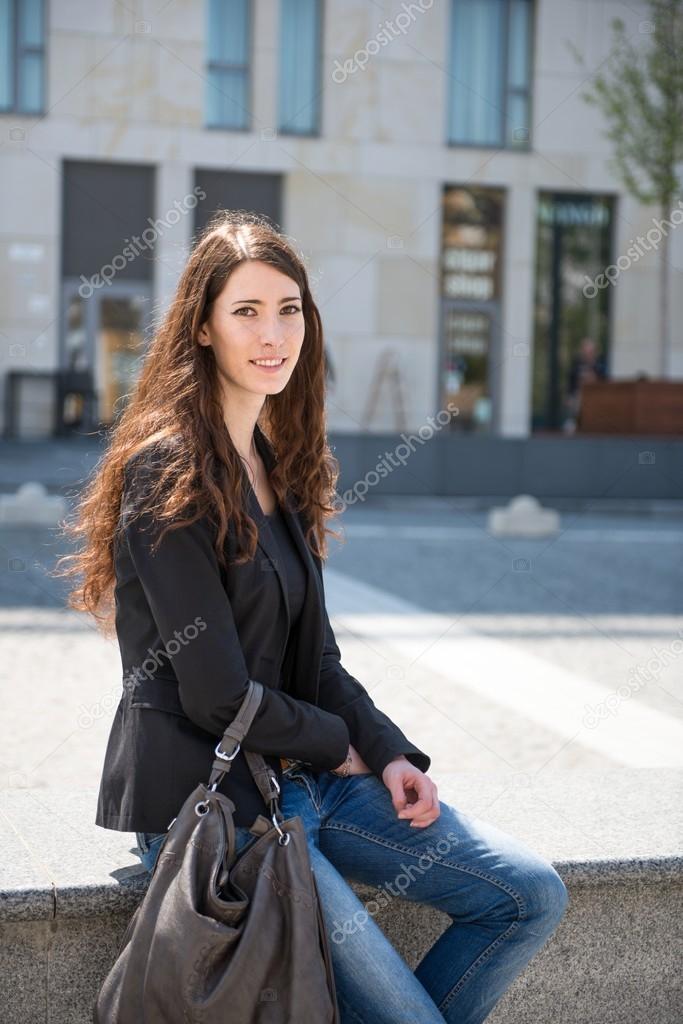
[[95, 424, 431, 833]]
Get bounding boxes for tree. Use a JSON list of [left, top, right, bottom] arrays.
[[573, 0, 683, 376]]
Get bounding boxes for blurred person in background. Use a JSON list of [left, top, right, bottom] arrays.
[[564, 335, 607, 433]]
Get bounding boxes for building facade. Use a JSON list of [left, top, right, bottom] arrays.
[[1, 0, 681, 439]]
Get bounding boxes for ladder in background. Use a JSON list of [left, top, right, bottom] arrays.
[[360, 348, 408, 431]]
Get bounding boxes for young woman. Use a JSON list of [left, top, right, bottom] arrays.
[[58, 211, 567, 1024]]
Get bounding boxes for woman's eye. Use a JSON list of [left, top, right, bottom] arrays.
[[234, 305, 302, 316]]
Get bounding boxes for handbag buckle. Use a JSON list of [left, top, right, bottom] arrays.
[[207, 739, 242, 791], [214, 739, 241, 761]]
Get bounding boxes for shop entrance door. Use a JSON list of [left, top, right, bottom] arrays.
[[439, 299, 502, 433], [60, 282, 152, 431], [532, 193, 613, 432]]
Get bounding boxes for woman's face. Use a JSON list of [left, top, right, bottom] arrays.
[[197, 259, 305, 397]]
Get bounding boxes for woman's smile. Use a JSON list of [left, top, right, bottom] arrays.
[[249, 356, 288, 372]]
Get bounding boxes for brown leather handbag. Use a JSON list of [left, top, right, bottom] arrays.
[[93, 679, 340, 1023]]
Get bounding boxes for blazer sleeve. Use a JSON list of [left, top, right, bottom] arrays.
[[312, 557, 432, 779], [120, 452, 351, 771]]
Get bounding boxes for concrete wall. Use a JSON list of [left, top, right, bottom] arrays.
[[332, 432, 683, 500]]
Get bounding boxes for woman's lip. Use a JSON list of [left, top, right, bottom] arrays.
[[249, 357, 287, 366]]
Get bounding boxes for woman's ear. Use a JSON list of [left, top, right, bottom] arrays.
[[197, 322, 210, 346]]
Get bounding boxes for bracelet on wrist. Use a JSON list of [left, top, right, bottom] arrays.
[[332, 748, 353, 778]]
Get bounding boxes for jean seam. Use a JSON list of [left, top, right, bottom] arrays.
[[283, 770, 321, 813], [321, 820, 527, 914], [437, 918, 522, 1014], [319, 772, 358, 821]]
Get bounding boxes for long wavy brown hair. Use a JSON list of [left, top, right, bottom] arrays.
[[53, 209, 342, 639]]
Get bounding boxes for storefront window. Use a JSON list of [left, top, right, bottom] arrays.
[[60, 284, 151, 431], [98, 295, 147, 423], [440, 185, 505, 431]]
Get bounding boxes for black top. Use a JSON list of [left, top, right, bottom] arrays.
[[263, 502, 308, 631], [263, 503, 308, 735]]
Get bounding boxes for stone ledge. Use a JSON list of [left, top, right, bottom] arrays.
[[1, 771, 681, 1024], [0, 770, 681, 920]]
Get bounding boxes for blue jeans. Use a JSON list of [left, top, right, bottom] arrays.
[[136, 765, 568, 1023]]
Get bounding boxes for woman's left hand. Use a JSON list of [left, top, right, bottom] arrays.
[[381, 756, 440, 828]]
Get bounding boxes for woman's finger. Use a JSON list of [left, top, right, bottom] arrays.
[[408, 788, 440, 826], [397, 777, 437, 821]]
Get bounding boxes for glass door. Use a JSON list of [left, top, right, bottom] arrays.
[[532, 193, 613, 431], [61, 282, 152, 429], [439, 301, 501, 432]]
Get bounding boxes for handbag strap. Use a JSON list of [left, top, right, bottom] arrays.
[[206, 679, 281, 810]]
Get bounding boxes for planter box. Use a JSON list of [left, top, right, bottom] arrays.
[[579, 380, 683, 435]]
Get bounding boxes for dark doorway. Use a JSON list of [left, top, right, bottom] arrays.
[[532, 192, 614, 432]]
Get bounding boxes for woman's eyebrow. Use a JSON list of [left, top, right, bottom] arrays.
[[231, 297, 301, 304]]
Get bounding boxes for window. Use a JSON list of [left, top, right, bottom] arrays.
[[447, 0, 533, 148], [439, 185, 505, 433], [0, 0, 46, 114], [278, 0, 322, 135], [205, 0, 251, 129]]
